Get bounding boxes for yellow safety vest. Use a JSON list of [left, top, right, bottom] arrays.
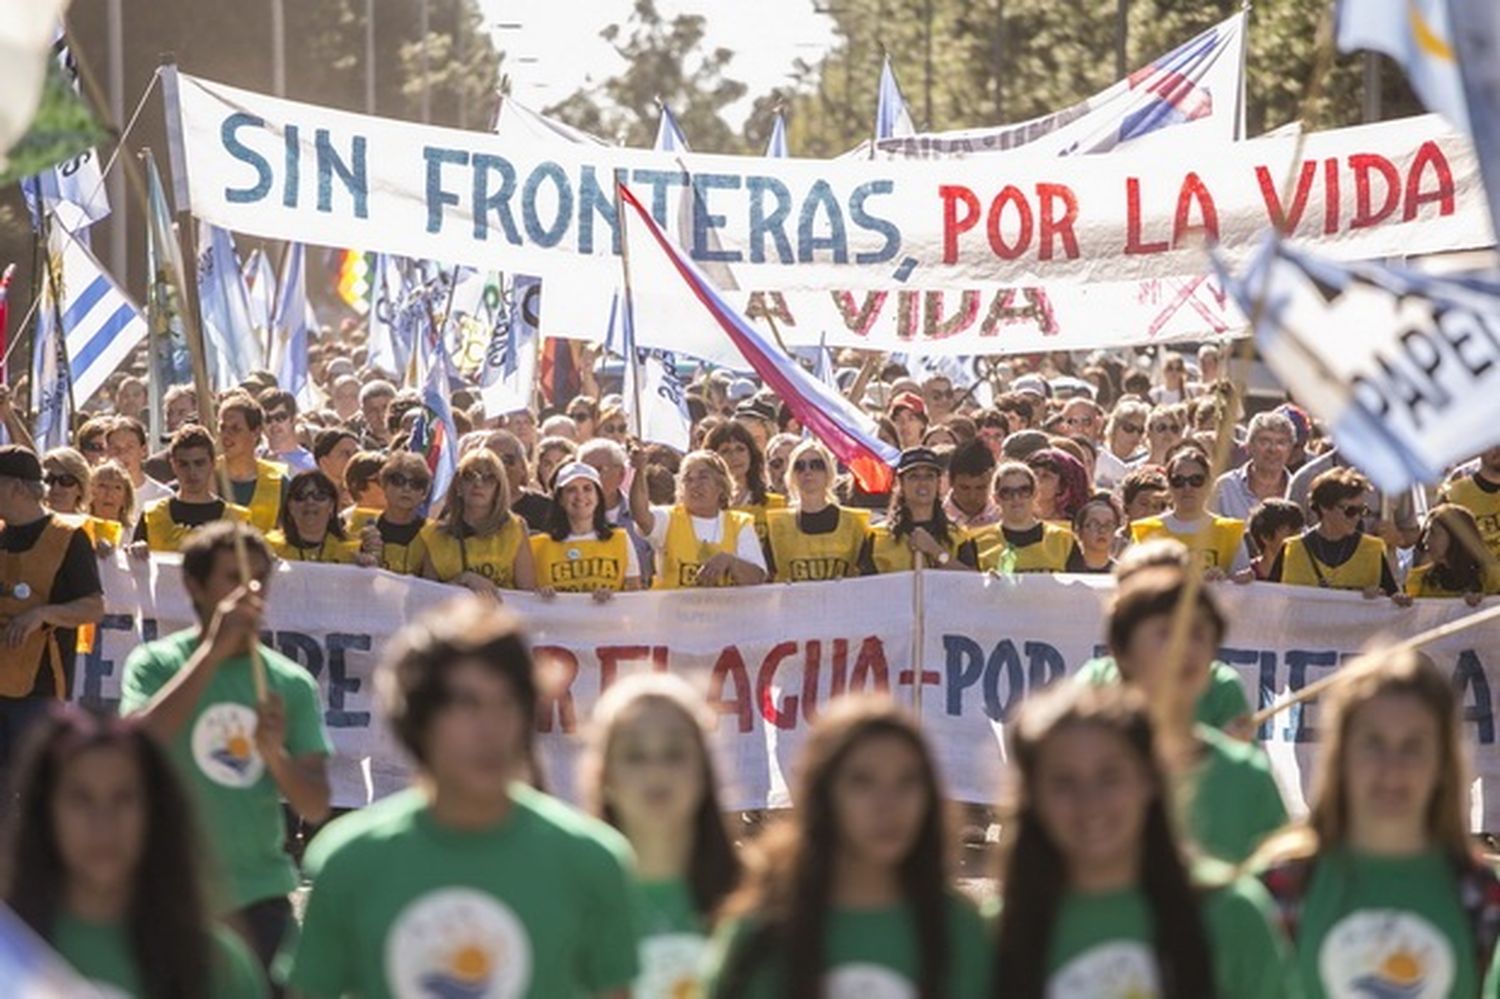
[[366, 516, 429, 575], [1404, 561, 1500, 598], [218, 457, 287, 533], [654, 507, 754, 590], [1439, 476, 1500, 560], [421, 517, 526, 587], [1281, 532, 1387, 590], [0, 517, 75, 697], [345, 507, 383, 533], [972, 521, 1076, 573], [530, 532, 631, 592], [733, 492, 786, 544], [868, 523, 968, 574], [766, 507, 869, 582], [266, 530, 363, 564], [140, 498, 251, 553], [1130, 515, 1245, 570]]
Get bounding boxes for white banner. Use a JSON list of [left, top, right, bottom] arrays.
[[86, 559, 1500, 828]]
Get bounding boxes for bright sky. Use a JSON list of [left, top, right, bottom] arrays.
[[477, 0, 836, 127]]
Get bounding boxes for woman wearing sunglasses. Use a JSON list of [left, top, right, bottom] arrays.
[[350, 452, 432, 575], [44, 447, 124, 553], [1142, 404, 1188, 467], [973, 462, 1078, 573], [1130, 444, 1249, 578], [420, 449, 537, 597], [765, 440, 870, 583], [1269, 467, 1400, 599], [267, 470, 375, 565]]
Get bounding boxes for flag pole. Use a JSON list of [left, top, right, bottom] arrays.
[[38, 216, 80, 434], [911, 553, 926, 720], [613, 172, 645, 436]]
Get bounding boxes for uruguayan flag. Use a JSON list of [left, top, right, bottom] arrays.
[[271, 241, 314, 407], [654, 103, 689, 152], [617, 287, 691, 451], [1217, 237, 1500, 493], [875, 56, 916, 140], [196, 221, 258, 388], [242, 247, 276, 347]]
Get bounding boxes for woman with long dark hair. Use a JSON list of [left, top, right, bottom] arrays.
[[585, 674, 741, 998], [1255, 649, 1500, 997], [993, 682, 1291, 998], [532, 462, 641, 597], [860, 448, 977, 574], [705, 695, 989, 998], [705, 420, 785, 543], [1405, 503, 1499, 602], [266, 469, 375, 564], [0, 707, 266, 997]]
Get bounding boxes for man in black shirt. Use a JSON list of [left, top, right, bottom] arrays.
[[130, 425, 247, 554], [0, 445, 104, 773]]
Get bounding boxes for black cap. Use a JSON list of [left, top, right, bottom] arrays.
[[733, 398, 778, 424], [896, 447, 942, 474], [0, 445, 42, 482]]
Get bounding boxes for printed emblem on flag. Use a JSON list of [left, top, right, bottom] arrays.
[[636, 932, 706, 999], [385, 888, 532, 999], [1046, 941, 1159, 998], [824, 963, 915, 998], [1318, 910, 1453, 999], [190, 703, 264, 788]]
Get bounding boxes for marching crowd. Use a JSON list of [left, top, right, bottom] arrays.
[[0, 331, 1499, 996]]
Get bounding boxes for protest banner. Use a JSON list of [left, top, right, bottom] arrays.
[[86, 558, 1500, 828]]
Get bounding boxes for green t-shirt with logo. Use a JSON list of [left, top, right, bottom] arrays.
[[1031, 875, 1293, 999], [1186, 724, 1288, 864], [1074, 655, 1251, 732], [284, 784, 643, 998], [704, 893, 990, 998], [634, 878, 707, 999], [119, 629, 332, 912], [53, 912, 268, 998], [1288, 847, 1494, 999]]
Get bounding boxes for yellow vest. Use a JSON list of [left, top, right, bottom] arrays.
[[365, 515, 429, 575], [61, 513, 123, 549], [1439, 476, 1500, 560], [1404, 561, 1500, 598], [266, 530, 363, 564], [972, 521, 1076, 573], [766, 507, 870, 582], [0, 517, 75, 697], [1130, 515, 1245, 570], [654, 507, 755, 590], [345, 507, 383, 533], [868, 523, 968, 574], [218, 457, 287, 533], [734, 492, 786, 544], [421, 517, 526, 587], [140, 497, 251, 553], [530, 532, 632, 592], [1281, 533, 1387, 590]]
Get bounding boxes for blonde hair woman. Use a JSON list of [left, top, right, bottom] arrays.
[[87, 460, 136, 530], [44, 447, 122, 552], [629, 448, 767, 589], [764, 439, 869, 583], [420, 449, 536, 598]]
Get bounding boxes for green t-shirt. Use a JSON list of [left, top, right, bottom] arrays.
[[704, 893, 991, 998], [53, 912, 267, 998], [1288, 847, 1492, 999], [635, 878, 707, 999], [118, 629, 332, 912], [1033, 876, 1293, 999], [284, 784, 643, 998], [1186, 724, 1288, 864], [1074, 655, 1251, 732]]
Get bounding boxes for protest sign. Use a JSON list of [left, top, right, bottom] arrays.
[[87, 558, 1500, 829]]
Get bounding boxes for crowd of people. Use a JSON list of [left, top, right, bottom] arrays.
[[0, 331, 1499, 996]]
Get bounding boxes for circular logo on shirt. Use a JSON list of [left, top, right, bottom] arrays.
[[635, 932, 706, 999], [11, 582, 31, 600], [1047, 941, 1159, 999], [189, 703, 264, 788], [1318, 909, 1455, 999], [566, 547, 582, 560], [824, 963, 914, 999], [385, 888, 533, 999]]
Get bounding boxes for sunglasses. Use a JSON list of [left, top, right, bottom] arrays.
[[291, 489, 334, 503], [1119, 422, 1144, 435], [996, 484, 1035, 500], [1340, 504, 1370, 520], [43, 473, 80, 489], [461, 470, 499, 484], [384, 472, 430, 491], [1169, 473, 1207, 489], [792, 458, 827, 473], [1150, 422, 1182, 434]]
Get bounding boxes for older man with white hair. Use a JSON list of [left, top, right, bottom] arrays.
[[1210, 410, 1295, 519], [579, 436, 653, 582]]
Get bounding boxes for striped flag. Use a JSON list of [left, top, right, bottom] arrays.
[[619, 182, 897, 491], [271, 242, 314, 407], [654, 103, 689, 152], [411, 321, 457, 512], [876, 56, 916, 140], [336, 249, 371, 314], [196, 222, 258, 388]]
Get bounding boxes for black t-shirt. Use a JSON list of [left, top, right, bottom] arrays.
[[1065, 547, 1113, 574], [512, 491, 553, 533], [0, 515, 102, 697], [1001, 523, 1044, 547], [132, 497, 229, 543], [1269, 529, 1398, 594], [763, 505, 843, 576], [376, 516, 423, 547]]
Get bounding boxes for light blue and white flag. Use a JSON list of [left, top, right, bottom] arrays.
[[654, 102, 689, 152], [411, 314, 458, 511], [617, 287, 691, 451], [1216, 236, 1500, 493], [476, 274, 541, 417], [243, 246, 276, 351], [270, 241, 315, 407], [1337, 0, 1467, 130], [365, 253, 411, 379], [21, 27, 109, 241], [30, 243, 69, 451], [196, 221, 258, 388], [875, 56, 916, 140], [1441, 0, 1500, 249], [765, 113, 789, 158]]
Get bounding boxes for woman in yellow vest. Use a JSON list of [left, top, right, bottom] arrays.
[[1270, 467, 1399, 598], [1129, 443, 1248, 578], [347, 452, 430, 575], [43, 448, 123, 553], [630, 449, 768, 589], [420, 449, 536, 597], [267, 470, 375, 565], [87, 460, 136, 537], [859, 447, 977, 574], [765, 439, 869, 583], [531, 461, 640, 599], [972, 461, 1079, 573], [704, 420, 785, 543], [1405, 504, 1500, 604]]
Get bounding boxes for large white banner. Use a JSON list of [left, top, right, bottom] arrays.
[[85, 559, 1500, 826]]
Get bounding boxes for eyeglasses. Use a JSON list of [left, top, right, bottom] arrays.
[[43, 473, 80, 489], [80, 440, 106, 454], [1081, 518, 1117, 532], [1168, 473, 1207, 489], [461, 470, 499, 484], [291, 489, 334, 503], [384, 472, 430, 491], [1339, 504, 1370, 520], [1119, 423, 1144, 435], [1150, 422, 1182, 434], [792, 458, 827, 473], [267, 410, 293, 424], [996, 484, 1035, 500]]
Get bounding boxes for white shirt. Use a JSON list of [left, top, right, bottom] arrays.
[[645, 504, 767, 571], [134, 475, 173, 505]]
